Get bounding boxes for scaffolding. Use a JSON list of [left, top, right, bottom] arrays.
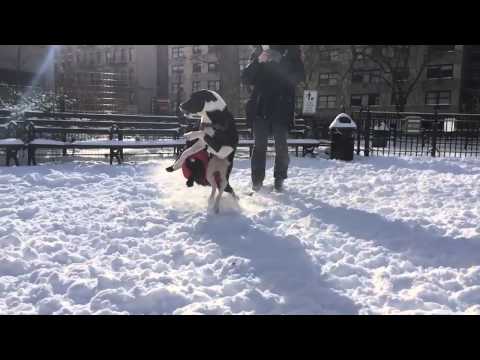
[[57, 70, 134, 113]]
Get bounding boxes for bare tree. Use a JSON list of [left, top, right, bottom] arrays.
[[354, 45, 432, 112]]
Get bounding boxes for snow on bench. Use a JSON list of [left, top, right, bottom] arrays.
[[0, 138, 24, 146], [29, 139, 187, 147]]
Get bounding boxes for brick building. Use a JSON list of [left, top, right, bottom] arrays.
[[168, 45, 252, 115], [55, 45, 167, 114]]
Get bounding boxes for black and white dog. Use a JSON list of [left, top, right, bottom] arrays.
[[166, 90, 239, 212]]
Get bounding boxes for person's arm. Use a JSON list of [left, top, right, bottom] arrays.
[[241, 46, 263, 86]]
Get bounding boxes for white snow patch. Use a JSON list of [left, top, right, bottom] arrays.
[[0, 156, 480, 314]]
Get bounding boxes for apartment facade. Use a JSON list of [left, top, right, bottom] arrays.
[[55, 45, 167, 114], [300, 45, 475, 120], [168, 45, 253, 114], [0, 45, 56, 99]]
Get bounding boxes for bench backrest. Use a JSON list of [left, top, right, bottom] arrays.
[[0, 120, 26, 141], [19, 112, 185, 143]]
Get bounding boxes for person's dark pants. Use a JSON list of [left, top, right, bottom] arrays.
[[224, 149, 236, 194], [251, 117, 289, 184]]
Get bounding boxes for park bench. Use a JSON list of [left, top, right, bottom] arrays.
[[20, 112, 188, 165], [0, 118, 26, 166], [1, 109, 332, 165], [235, 116, 328, 157]]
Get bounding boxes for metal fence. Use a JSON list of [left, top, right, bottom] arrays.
[[352, 109, 480, 158]]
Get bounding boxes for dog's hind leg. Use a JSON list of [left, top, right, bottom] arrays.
[[214, 165, 229, 214], [214, 179, 224, 214], [205, 166, 217, 206], [166, 141, 204, 172]]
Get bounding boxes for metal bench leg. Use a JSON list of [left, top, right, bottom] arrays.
[[13, 150, 19, 166], [28, 147, 37, 166], [110, 148, 122, 165], [6, 149, 11, 166], [109, 149, 116, 165]]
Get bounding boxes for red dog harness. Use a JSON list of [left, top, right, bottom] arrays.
[[182, 150, 221, 187]]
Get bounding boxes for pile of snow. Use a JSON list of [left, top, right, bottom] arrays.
[[0, 155, 480, 314]]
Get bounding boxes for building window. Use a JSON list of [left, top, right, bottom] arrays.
[[113, 49, 117, 64], [129, 48, 135, 62], [192, 81, 201, 92], [129, 68, 134, 84], [382, 47, 395, 58], [319, 73, 338, 86], [330, 50, 339, 61], [208, 63, 218, 73], [172, 47, 184, 58], [120, 70, 127, 83], [120, 48, 127, 63], [76, 52, 81, 64], [192, 45, 202, 55], [425, 91, 451, 106], [172, 83, 183, 93], [427, 64, 454, 79], [429, 45, 455, 53], [318, 95, 337, 109], [351, 95, 362, 107], [351, 94, 380, 107], [96, 51, 101, 64], [208, 80, 221, 91], [319, 50, 340, 61], [193, 63, 202, 73], [105, 50, 112, 64], [172, 65, 184, 74], [352, 70, 381, 84], [368, 94, 380, 106]]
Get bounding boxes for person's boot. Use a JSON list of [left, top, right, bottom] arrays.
[[252, 181, 263, 192], [225, 183, 239, 200], [274, 178, 284, 192]]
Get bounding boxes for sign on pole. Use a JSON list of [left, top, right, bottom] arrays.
[[303, 90, 318, 115]]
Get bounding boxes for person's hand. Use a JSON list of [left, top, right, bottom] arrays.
[[258, 51, 271, 63]]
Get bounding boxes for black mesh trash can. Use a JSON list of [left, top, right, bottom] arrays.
[[329, 113, 357, 161], [372, 122, 389, 148]]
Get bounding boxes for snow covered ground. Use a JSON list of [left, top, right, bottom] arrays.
[[1, 154, 480, 315]]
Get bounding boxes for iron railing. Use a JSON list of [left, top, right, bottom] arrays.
[[352, 108, 480, 157]]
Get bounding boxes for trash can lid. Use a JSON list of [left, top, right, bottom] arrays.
[[329, 113, 357, 129], [374, 122, 389, 130]]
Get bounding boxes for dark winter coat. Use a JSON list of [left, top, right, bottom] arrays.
[[242, 45, 305, 128]]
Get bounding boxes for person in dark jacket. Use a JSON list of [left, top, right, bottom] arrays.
[[242, 45, 305, 192]]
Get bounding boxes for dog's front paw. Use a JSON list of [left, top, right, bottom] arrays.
[[166, 166, 175, 172], [184, 132, 196, 141], [184, 131, 203, 141]]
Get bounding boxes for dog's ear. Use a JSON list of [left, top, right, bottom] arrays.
[[202, 91, 227, 113]]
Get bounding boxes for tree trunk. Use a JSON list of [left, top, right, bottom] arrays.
[[16, 45, 22, 102], [217, 45, 240, 116]]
